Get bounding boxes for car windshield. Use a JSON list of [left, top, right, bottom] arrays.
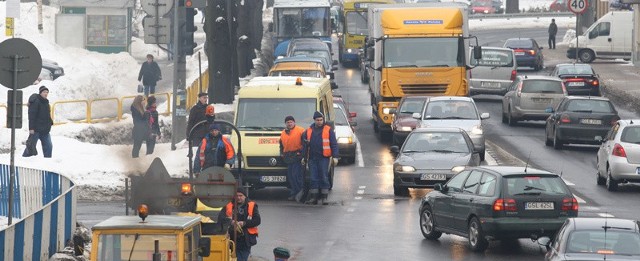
[[558, 65, 594, 75], [270, 70, 322, 77], [400, 99, 426, 114], [621, 126, 640, 144], [276, 7, 330, 38], [346, 11, 368, 35], [334, 106, 350, 126], [236, 98, 316, 130], [423, 100, 478, 120], [505, 176, 570, 196], [522, 80, 564, 94], [403, 132, 470, 153], [566, 100, 614, 113], [470, 49, 514, 67], [384, 37, 464, 68], [292, 50, 331, 69], [96, 234, 178, 261], [566, 230, 640, 255], [505, 39, 533, 48]]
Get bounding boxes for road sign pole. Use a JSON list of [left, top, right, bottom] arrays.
[[8, 55, 19, 225], [575, 15, 579, 62]]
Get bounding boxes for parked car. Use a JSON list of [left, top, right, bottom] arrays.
[[596, 120, 640, 191], [537, 217, 640, 261], [502, 75, 567, 126], [42, 58, 64, 79], [470, 0, 496, 14], [334, 103, 357, 164], [419, 166, 578, 252], [469, 46, 517, 96], [415, 96, 490, 161], [550, 63, 601, 96], [390, 127, 480, 196], [545, 96, 620, 149], [503, 38, 544, 71], [391, 96, 430, 145]]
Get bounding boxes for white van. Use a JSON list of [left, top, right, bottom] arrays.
[[469, 46, 517, 96], [567, 11, 632, 63]]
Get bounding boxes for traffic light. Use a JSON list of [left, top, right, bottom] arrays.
[[183, 7, 198, 55]]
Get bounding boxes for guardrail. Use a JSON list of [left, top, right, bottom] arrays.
[[469, 12, 575, 20], [0, 164, 76, 260]]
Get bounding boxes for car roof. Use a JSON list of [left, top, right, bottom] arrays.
[[570, 217, 640, 232], [292, 43, 331, 51], [274, 57, 324, 64], [617, 119, 640, 127], [413, 127, 465, 133], [555, 63, 593, 68], [428, 96, 474, 102], [518, 75, 563, 81], [471, 166, 556, 176], [564, 95, 611, 101]]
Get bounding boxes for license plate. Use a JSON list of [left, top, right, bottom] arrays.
[[260, 176, 286, 182], [567, 81, 585, 86], [515, 52, 525, 56], [168, 198, 181, 207], [481, 81, 501, 88], [525, 202, 554, 210], [420, 173, 446, 180], [532, 98, 551, 104], [580, 119, 602, 125], [258, 138, 279, 144]]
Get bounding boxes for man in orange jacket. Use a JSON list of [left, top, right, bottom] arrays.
[[194, 124, 235, 173], [218, 189, 260, 261], [280, 116, 305, 202]]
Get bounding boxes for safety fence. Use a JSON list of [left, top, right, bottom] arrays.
[[0, 164, 76, 260]]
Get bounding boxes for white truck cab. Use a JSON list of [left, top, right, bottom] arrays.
[[567, 11, 633, 63]]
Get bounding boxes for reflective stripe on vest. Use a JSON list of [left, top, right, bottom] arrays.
[[226, 201, 258, 235], [306, 125, 332, 157]]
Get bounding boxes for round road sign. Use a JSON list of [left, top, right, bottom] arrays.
[[0, 38, 42, 89], [141, 0, 174, 17], [568, 0, 588, 14]]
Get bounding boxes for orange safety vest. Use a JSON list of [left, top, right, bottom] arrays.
[[199, 135, 235, 167], [226, 201, 258, 235], [306, 125, 332, 158], [280, 126, 304, 153]]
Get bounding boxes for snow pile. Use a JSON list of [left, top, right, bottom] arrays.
[[562, 29, 577, 45], [470, 16, 575, 30], [0, 216, 7, 230]]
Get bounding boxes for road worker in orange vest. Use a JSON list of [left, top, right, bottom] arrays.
[[193, 124, 235, 174], [302, 111, 339, 205], [218, 189, 261, 261], [280, 115, 306, 202]]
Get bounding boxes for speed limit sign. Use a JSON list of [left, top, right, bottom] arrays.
[[568, 0, 588, 14]]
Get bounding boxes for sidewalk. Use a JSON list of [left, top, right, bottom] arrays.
[[544, 45, 640, 116]]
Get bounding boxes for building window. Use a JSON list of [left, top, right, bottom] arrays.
[[87, 15, 127, 46]]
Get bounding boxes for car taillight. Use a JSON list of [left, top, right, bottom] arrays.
[[612, 143, 627, 158], [562, 198, 578, 211], [586, 78, 599, 86], [510, 70, 516, 81], [528, 50, 536, 55], [561, 82, 568, 95], [560, 114, 571, 123], [493, 198, 517, 212]]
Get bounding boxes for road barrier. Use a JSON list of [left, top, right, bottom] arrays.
[[0, 164, 76, 260], [469, 12, 575, 20]]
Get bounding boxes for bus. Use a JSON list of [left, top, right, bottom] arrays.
[[338, 0, 395, 66], [272, 0, 332, 58]]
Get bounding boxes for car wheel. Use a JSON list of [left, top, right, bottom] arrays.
[[545, 127, 553, 146], [606, 167, 618, 191], [579, 49, 595, 63], [553, 128, 563, 150], [468, 217, 488, 252], [420, 205, 442, 240], [507, 109, 517, 126], [597, 167, 606, 186], [393, 184, 408, 196]]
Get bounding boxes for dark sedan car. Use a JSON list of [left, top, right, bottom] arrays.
[[419, 166, 578, 252], [545, 96, 620, 149], [391, 96, 429, 145], [391, 127, 480, 196], [42, 59, 64, 79], [550, 63, 601, 96], [538, 217, 640, 261], [503, 38, 544, 71]]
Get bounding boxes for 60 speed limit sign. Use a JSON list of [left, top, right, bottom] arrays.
[[568, 0, 588, 14]]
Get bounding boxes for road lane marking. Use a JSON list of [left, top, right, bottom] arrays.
[[347, 208, 355, 212], [354, 196, 362, 200], [359, 186, 366, 189], [356, 136, 364, 167], [573, 194, 586, 204], [357, 189, 364, 194], [598, 213, 615, 218], [562, 178, 575, 186]]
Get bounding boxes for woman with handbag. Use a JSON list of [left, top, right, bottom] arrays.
[[131, 95, 150, 158]]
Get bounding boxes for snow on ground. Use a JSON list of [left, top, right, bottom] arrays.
[[470, 16, 574, 31]]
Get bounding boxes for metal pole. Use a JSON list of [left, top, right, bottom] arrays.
[[575, 15, 579, 62], [125, 178, 129, 215], [8, 54, 18, 225], [152, 240, 161, 261], [198, 52, 203, 93], [171, 0, 180, 150]]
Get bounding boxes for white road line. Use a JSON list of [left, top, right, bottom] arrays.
[[485, 150, 498, 166], [356, 137, 364, 167], [325, 241, 335, 246], [562, 178, 575, 186], [573, 194, 586, 204], [347, 208, 355, 212], [359, 186, 366, 189], [357, 189, 365, 194], [598, 213, 615, 218], [354, 196, 362, 200]]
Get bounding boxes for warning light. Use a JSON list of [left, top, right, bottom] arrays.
[[181, 183, 193, 195], [295, 77, 303, 86], [138, 204, 149, 222]]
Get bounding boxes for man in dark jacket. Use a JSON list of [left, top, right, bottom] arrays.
[[194, 124, 236, 173], [302, 111, 338, 205], [548, 19, 558, 49], [217, 190, 260, 261], [186, 92, 209, 145], [138, 54, 162, 96], [23, 86, 54, 158]]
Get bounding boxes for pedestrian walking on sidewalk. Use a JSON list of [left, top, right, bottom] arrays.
[[280, 116, 305, 202], [302, 111, 338, 205], [218, 190, 261, 261], [23, 86, 54, 158], [131, 95, 150, 158], [146, 96, 161, 155], [548, 19, 558, 49], [137, 54, 162, 96]]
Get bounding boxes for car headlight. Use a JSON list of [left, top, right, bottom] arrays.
[[337, 137, 353, 144], [451, 166, 465, 173], [470, 125, 483, 135], [399, 126, 412, 132], [383, 108, 392, 114], [54, 69, 62, 74], [395, 165, 416, 172], [347, 48, 353, 53]]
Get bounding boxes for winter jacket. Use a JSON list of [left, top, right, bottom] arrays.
[[217, 200, 261, 247], [187, 102, 208, 144], [147, 106, 160, 137], [194, 133, 236, 172], [548, 23, 558, 36], [131, 104, 150, 141], [137, 61, 162, 86], [28, 93, 53, 134], [303, 123, 338, 160]]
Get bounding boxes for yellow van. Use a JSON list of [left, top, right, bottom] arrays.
[[232, 76, 335, 190], [268, 57, 327, 78]]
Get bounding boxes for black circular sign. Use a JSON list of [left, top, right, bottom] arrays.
[[0, 38, 42, 89]]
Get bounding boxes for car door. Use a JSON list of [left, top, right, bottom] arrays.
[[433, 170, 470, 229], [451, 170, 483, 231], [587, 21, 613, 57], [598, 123, 620, 173], [502, 78, 519, 112], [546, 98, 566, 138]]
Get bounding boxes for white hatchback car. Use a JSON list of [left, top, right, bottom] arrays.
[[596, 120, 640, 191]]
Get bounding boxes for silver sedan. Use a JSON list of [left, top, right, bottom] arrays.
[[596, 120, 640, 191]]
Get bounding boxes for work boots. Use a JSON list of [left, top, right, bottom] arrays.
[[305, 189, 319, 205]]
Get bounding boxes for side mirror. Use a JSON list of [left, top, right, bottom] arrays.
[[332, 60, 339, 66], [366, 47, 375, 61], [349, 121, 358, 127], [268, 22, 273, 32], [350, 112, 357, 118], [480, 112, 490, 120], [545, 107, 554, 113], [328, 72, 335, 80], [412, 112, 421, 119], [390, 145, 400, 154], [434, 183, 445, 192], [389, 108, 397, 114], [536, 236, 551, 249], [198, 238, 211, 257], [331, 81, 338, 90], [473, 46, 482, 60]]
